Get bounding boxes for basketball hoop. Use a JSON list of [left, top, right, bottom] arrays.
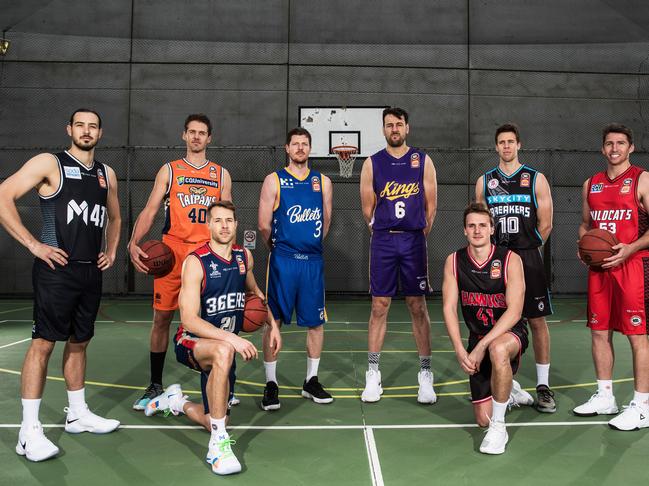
[[331, 145, 358, 178]]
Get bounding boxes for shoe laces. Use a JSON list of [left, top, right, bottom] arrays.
[[485, 417, 505, 433], [163, 394, 188, 417], [143, 383, 163, 399], [307, 378, 325, 393], [537, 387, 555, 401], [210, 437, 237, 460]]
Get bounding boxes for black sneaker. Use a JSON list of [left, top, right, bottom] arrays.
[[302, 376, 334, 404], [535, 384, 557, 413], [133, 382, 164, 411], [261, 381, 281, 411]]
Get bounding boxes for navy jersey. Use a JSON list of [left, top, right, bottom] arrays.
[[271, 168, 324, 256], [39, 151, 109, 261], [371, 147, 427, 231], [483, 165, 543, 249], [454, 245, 526, 337], [191, 243, 248, 335]]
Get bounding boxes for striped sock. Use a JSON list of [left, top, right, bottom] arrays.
[[368, 352, 380, 372], [419, 355, 431, 372]]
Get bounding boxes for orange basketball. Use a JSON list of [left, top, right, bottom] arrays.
[[578, 229, 619, 267], [140, 240, 175, 278], [243, 294, 268, 332]]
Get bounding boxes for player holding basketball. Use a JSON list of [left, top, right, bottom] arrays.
[[475, 123, 556, 413], [0, 109, 121, 462], [574, 123, 649, 430], [257, 127, 333, 410], [145, 201, 265, 475], [359, 107, 438, 404], [442, 203, 531, 454], [129, 114, 232, 410]]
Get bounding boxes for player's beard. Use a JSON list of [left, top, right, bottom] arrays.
[[72, 137, 98, 152], [386, 134, 405, 148], [290, 153, 308, 165]]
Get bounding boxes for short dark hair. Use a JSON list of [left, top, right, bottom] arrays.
[[494, 123, 520, 144], [602, 123, 633, 145], [207, 200, 237, 220], [382, 107, 409, 124], [464, 202, 494, 227], [69, 108, 102, 129], [285, 127, 312, 146], [184, 114, 212, 136]]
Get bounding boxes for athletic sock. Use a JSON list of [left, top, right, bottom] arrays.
[[67, 387, 87, 415], [491, 398, 508, 423], [419, 355, 431, 372], [150, 351, 166, 386], [306, 357, 320, 381], [264, 361, 277, 384], [21, 398, 41, 427], [368, 352, 380, 373], [209, 416, 227, 438], [536, 363, 550, 387], [633, 390, 649, 410], [597, 379, 613, 397]]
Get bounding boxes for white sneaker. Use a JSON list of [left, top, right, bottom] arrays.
[[608, 401, 649, 431], [417, 370, 437, 404], [479, 419, 508, 455], [509, 380, 534, 407], [361, 370, 383, 403], [16, 422, 59, 462], [145, 383, 187, 417], [64, 406, 120, 434], [206, 432, 242, 475], [573, 392, 618, 417], [228, 395, 240, 407]]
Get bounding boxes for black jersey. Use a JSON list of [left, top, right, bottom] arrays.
[[454, 245, 526, 336], [483, 165, 543, 249], [39, 151, 109, 262]]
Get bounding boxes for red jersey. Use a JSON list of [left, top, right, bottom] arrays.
[[587, 165, 649, 250], [162, 159, 224, 243]]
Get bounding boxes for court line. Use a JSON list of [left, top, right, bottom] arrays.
[[0, 306, 32, 315], [0, 421, 611, 430], [364, 427, 385, 486], [0, 319, 590, 324], [0, 338, 31, 350]]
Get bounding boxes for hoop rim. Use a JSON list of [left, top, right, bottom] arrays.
[[331, 145, 358, 154]]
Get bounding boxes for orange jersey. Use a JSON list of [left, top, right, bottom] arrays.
[[162, 159, 224, 243]]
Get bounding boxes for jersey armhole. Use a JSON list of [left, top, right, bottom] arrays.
[[189, 253, 207, 295], [504, 250, 512, 286], [272, 172, 281, 211], [585, 176, 593, 208], [165, 163, 173, 197], [531, 170, 539, 208], [452, 252, 458, 281], [102, 163, 111, 193], [39, 154, 64, 200], [634, 169, 644, 210]]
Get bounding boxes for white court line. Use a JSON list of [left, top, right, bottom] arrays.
[[363, 427, 385, 486], [0, 338, 31, 350], [0, 421, 610, 430], [0, 319, 591, 325], [0, 306, 32, 315]]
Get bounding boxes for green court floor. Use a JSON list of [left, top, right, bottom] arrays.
[[1, 298, 647, 485]]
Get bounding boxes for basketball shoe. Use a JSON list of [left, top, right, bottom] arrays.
[[509, 380, 534, 407], [64, 406, 120, 434], [302, 376, 333, 404], [145, 383, 187, 417], [261, 381, 280, 411], [417, 370, 437, 404], [207, 432, 242, 475], [573, 392, 618, 417], [479, 419, 508, 455], [535, 384, 557, 413], [16, 422, 59, 462], [361, 369, 383, 403], [608, 401, 649, 431], [133, 382, 164, 411]]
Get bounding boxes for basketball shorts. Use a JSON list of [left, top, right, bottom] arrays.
[[153, 235, 205, 311], [267, 251, 326, 327], [32, 259, 102, 342], [587, 254, 649, 335], [369, 230, 431, 297], [512, 247, 552, 318], [467, 325, 529, 403], [174, 327, 236, 414]]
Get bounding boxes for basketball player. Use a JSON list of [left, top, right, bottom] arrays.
[[574, 124, 649, 430], [475, 123, 556, 413], [257, 127, 333, 410], [129, 114, 232, 411], [145, 201, 264, 475], [359, 107, 438, 404], [442, 203, 530, 454], [0, 109, 121, 462]]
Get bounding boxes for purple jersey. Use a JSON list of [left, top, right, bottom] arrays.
[[371, 147, 427, 231]]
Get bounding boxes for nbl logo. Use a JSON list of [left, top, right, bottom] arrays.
[[67, 199, 106, 228]]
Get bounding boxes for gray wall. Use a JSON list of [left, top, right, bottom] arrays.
[[2, 0, 649, 295]]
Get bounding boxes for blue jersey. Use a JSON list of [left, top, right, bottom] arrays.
[[271, 168, 324, 257], [371, 147, 427, 231], [192, 242, 248, 335]]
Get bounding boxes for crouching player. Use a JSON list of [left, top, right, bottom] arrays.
[[145, 200, 281, 475], [442, 203, 533, 454]]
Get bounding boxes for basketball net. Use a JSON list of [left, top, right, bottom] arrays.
[[331, 145, 358, 178]]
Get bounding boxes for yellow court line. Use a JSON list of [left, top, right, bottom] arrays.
[[271, 349, 455, 354]]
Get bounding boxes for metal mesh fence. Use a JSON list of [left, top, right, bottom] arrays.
[[3, 146, 646, 296]]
